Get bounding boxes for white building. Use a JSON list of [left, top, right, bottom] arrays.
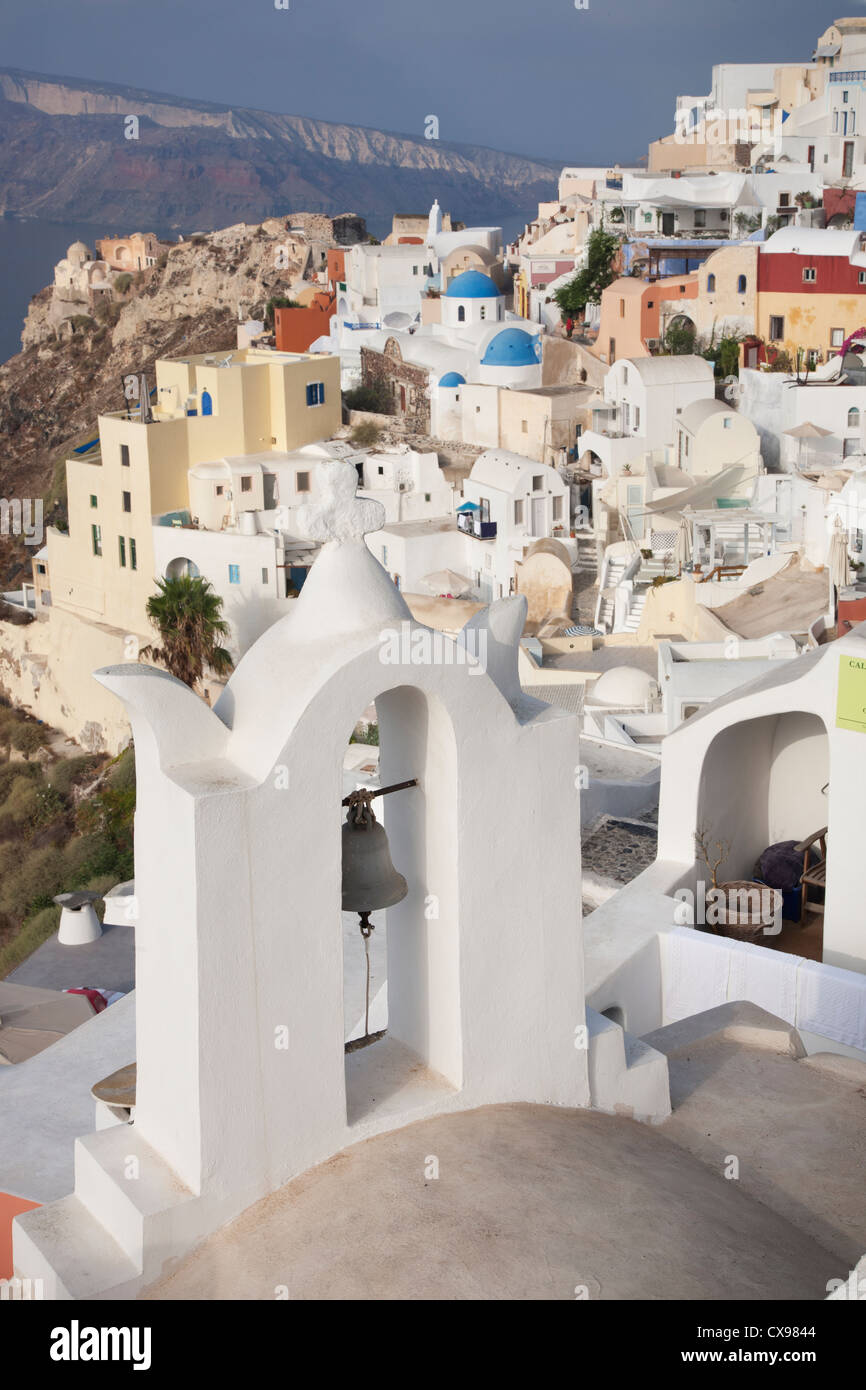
[[367, 450, 571, 604]]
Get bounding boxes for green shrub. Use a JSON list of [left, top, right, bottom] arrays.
[[10, 722, 50, 759], [0, 845, 66, 922], [48, 755, 104, 798], [343, 383, 391, 415], [2, 776, 40, 826], [0, 905, 61, 979], [114, 273, 134, 294], [349, 420, 382, 448]]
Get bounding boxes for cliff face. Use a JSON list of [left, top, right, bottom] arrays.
[[0, 68, 559, 228]]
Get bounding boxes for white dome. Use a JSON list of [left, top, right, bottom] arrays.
[[591, 665, 659, 707], [67, 241, 91, 265]]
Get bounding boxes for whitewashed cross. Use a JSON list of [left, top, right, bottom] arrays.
[[296, 460, 386, 543]]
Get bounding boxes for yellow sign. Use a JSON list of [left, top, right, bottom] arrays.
[[836, 654, 866, 733]]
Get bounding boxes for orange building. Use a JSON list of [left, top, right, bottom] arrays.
[[596, 274, 698, 363], [327, 248, 347, 289], [273, 292, 336, 352]]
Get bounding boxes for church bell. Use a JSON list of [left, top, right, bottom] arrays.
[[341, 800, 408, 916]]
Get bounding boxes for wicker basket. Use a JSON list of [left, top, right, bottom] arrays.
[[712, 880, 783, 941]]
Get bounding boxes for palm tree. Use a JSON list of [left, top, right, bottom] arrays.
[[139, 575, 233, 690]]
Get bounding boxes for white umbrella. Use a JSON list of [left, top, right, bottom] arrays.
[[421, 568, 474, 597], [829, 514, 851, 594]]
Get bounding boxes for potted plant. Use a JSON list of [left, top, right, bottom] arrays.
[[694, 829, 782, 940]]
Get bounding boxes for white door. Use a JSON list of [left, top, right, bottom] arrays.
[[531, 497, 545, 535]]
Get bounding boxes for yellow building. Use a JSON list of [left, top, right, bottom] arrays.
[[41, 348, 341, 638]]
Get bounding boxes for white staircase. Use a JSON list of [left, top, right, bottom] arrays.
[[586, 1007, 671, 1124], [623, 589, 647, 632], [13, 1123, 216, 1301], [594, 555, 629, 632]]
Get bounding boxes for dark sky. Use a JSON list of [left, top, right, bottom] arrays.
[[0, 0, 847, 162]]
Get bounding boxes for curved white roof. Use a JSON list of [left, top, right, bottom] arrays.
[[469, 450, 558, 494], [623, 355, 714, 386], [678, 398, 735, 432], [761, 226, 862, 260]]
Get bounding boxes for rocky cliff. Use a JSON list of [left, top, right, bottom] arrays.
[[0, 67, 558, 228]]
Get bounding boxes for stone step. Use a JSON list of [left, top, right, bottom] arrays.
[[13, 1195, 139, 1301], [586, 1007, 670, 1123], [74, 1124, 197, 1267]]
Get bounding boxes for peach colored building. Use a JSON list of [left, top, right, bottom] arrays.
[[596, 275, 697, 363], [95, 233, 161, 271]]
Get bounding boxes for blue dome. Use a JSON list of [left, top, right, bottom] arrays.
[[438, 371, 465, 387], [481, 328, 541, 367], [445, 269, 500, 299]]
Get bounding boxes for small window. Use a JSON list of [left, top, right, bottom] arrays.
[[130, 538, 137, 571], [412, 265, 418, 276], [122, 490, 131, 513], [521, 419, 528, 433], [241, 476, 252, 493], [707, 274, 716, 292], [859, 270, 866, 285], [424, 492, 431, 502], [779, 192, 790, 207], [381, 545, 388, 566], [622, 367, 628, 384], [91, 523, 102, 557], [680, 285, 686, 294], [803, 267, 816, 283], [118, 536, 126, 567], [296, 471, 310, 492], [737, 275, 747, 293], [532, 475, 543, 491], [723, 417, 732, 429], [305, 382, 325, 406], [228, 564, 240, 584], [90, 495, 98, 508], [647, 300, 654, 308], [216, 484, 224, 496], [694, 208, 706, 228], [261, 567, 269, 584], [769, 315, 785, 341], [848, 407, 860, 427], [120, 444, 130, 467], [458, 306, 466, 322], [37, 563, 46, 575], [831, 327, 845, 347], [634, 406, 640, 430], [619, 298, 625, 318], [552, 496, 563, 521], [514, 499, 524, 525], [377, 465, 385, 476]]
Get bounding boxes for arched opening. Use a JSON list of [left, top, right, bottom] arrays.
[[341, 684, 461, 1125], [457, 305, 465, 322], [697, 711, 828, 957], [707, 273, 716, 293], [165, 556, 200, 579], [737, 274, 747, 294], [848, 407, 860, 428], [602, 1005, 626, 1029]]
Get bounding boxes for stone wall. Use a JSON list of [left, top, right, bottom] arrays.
[[361, 342, 431, 434]]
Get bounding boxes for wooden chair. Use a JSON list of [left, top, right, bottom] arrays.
[[794, 827, 827, 924]]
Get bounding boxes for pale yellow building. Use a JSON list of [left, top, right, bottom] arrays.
[[40, 348, 341, 638]]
